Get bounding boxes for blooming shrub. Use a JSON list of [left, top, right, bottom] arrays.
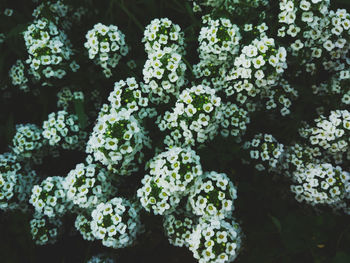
[[1, 0, 350, 262]]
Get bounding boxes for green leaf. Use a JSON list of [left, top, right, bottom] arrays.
[[269, 214, 282, 233], [74, 100, 88, 129]]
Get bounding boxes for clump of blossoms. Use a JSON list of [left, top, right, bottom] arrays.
[[0, 153, 21, 210], [189, 218, 242, 263], [32, 0, 72, 29], [278, 1, 350, 74], [277, 143, 323, 177], [30, 176, 68, 218], [142, 47, 186, 104], [304, 110, 350, 159], [143, 18, 186, 55], [158, 85, 222, 147], [75, 213, 96, 241], [0, 153, 38, 212], [278, 0, 330, 40], [23, 18, 74, 82], [42, 110, 87, 151], [11, 124, 43, 159], [198, 15, 241, 65], [187, 171, 237, 219], [108, 77, 150, 118], [84, 23, 128, 78], [64, 162, 117, 209], [324, 9, 350, 70], [90, 197, 143, 249], [192, 60, 231, 93], [86, 105, 150, 175], [30, 213, 62, 245], [137, 147, 203, 215], [163, 210, 197, 247], [290, 163, 350, 206], [243, 133, 285, 172], [226, 35, 287, 101], [219, 102, 250, 140], [9, 60, 29, 91]]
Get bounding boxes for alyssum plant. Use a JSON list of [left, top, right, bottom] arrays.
[[1, 0, 350, 262]]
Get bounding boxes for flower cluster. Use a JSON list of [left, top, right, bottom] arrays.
[[187, 171, 237, 219], [86, 105, 150, 174], [84, 23, 128, 78], [64, 162, 117, 209], [219, 102, 250, 140], [0, 153, 37, 212], [142, 47, 187, 104], [243, 133, 285, 172], [192, 60, 231, 93], [143, 18, 186, 54], [11, 123, 43, 159], [32, 1, 78, 30], [305, 110, 350, 159], [0, 153, 21, 210], [30, 213, 62, 245], [291, 163, 350, 206], [278, 0, 330, 40], [189, 218, 242, 263], [90, 197, 143, 248], [226, 35, 288, 103], [163, 210, 196, 247], [108, 77, 150, 118], [23, 18, 74, 81], [137, 147, 202, 215], [278, 1, 350, 75], [9, 60, 29, 91], [42, 110, 87, 150], [198, 16, 241, 65], [75, 213, 96, 241], [30, 176, 68, 218], [277, 143, 323, 177], [158, 85, 222, 147]]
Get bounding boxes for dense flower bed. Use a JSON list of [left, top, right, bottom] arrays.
[[1, 0, 350, 262]]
